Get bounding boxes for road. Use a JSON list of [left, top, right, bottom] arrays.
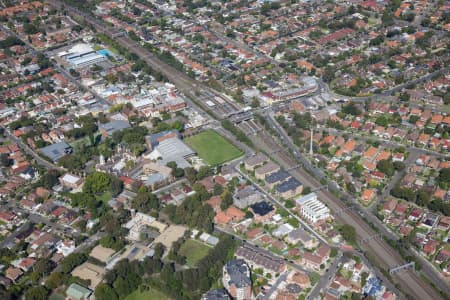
[[0, 125, 63, 171], [235, 165, 329, 246], [0, 207, 81, 249], [215, 227, 310, 274], [53, 231, 105, 272], [321, 126, 448, 160], [375, 151, 420, 212], [261, 110, 448, 298], [48, 0, 242, 119], [308, 252, 343, 300], [262, 270, 288, 300], [0, 221, 32, 249], [321, 61, 450, 103], [40, 1, 449, 298]]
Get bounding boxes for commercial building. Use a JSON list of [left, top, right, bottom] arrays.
[[295, 193, 330, 224], [59, 43, 106, 68], [124, 212, 167, 241], [145, 130, 181, 150], [222, 259, 252, 300], [40, 141, 72, 162], [146, 137, 195, 169], [98, 120, 131, 138]]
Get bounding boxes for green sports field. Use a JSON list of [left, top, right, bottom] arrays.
[[125, 288, 170, 300], [178, 239, 211, 266], [185, 130, 243, 166]]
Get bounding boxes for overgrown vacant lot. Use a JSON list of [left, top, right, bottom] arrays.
[[185, 130, 243, 166], [178, 239, 211, 266]]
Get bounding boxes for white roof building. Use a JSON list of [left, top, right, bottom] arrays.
[[295, 193, 330, 224], [124, 212, 167, 241], [146, 137, 195, 169]]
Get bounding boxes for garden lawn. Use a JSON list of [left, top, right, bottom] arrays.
[[178, 239, 211, 266], [185, 130, 243, 166], [125, 289, 170, 300]]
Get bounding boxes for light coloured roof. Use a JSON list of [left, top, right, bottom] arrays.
[[155, 137, 195, 159], [90, 245, 116, 263], [61, 173, 81, 184], [66, 283, 91, 300], [71, 262, 105, 289]]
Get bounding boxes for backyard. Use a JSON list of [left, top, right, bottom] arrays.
[[185, 130, 243, 166]]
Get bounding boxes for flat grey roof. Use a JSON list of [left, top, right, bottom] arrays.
[[40, 141, 72, 162], [156, 137, 195, 160]]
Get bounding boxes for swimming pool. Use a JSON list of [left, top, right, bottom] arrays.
[[97, 49, 113, 57]]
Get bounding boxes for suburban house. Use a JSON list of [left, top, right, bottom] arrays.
[[249, 201, 275, 223]]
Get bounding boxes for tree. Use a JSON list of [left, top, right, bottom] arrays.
[[438, 168, 450, 189], [167, 161, 184, 178], [83, 172, 111, 195], [34, 258, 54, 275], [376, 159, 395, 176], [0, 153, 11, 167], [35, 169, 61, 189], [95, 283, 118, 300], [110, 175, 123, 197], [417, 190, 430, 207], [45, 272, 64, 289], [393, 161, 405, 171], [251, 98, 260, 108], [213, 184, 223, 196], [153, 243, 165, 260], [339, 224, 357, 245], [341, 102, 361, 116], [196, 166, 212, 180], [25, 286, 48, 300], [302, 186, 311, 195], [185, 167, 197, 183], [72, 25, 83, 32], [220, 191, 233, 210], [100, 235, 125, 251], [60, 253, 87, 274], [131, 187, 159, 213]]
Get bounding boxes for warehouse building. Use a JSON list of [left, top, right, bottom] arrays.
[[59, 43, 106, 68]]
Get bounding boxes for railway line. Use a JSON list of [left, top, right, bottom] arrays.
[[45, 1, 447, 298], [48, 0, 241, 120], [250, 123, 446, 300]]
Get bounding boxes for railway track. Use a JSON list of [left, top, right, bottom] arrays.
[[251, 129, 445, 300], [45, 1, 447, 298]]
